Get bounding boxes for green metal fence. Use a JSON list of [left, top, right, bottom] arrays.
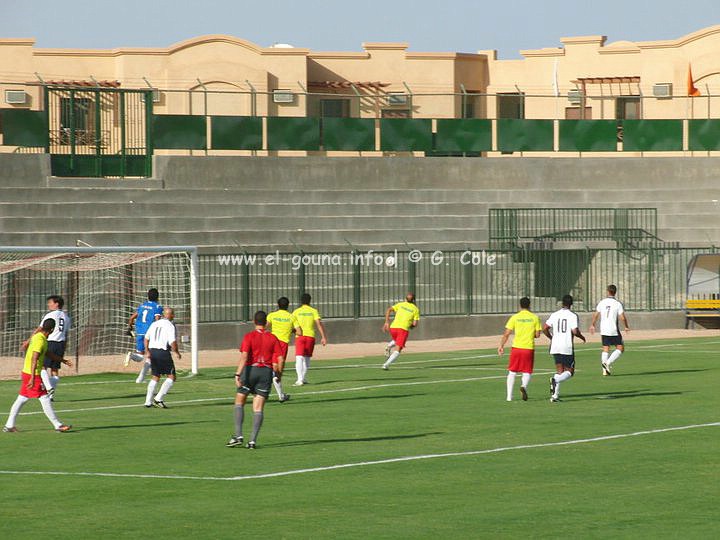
[[489, 208, 660, 249], [199, 247, 716, 322]]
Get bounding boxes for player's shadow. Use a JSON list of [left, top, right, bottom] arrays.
[[569, 389, 684, 400], [614, 368, 710, 377], [266, 431, 442, 448], [77, 420, 218, 432], [284, 393, 425, 406]]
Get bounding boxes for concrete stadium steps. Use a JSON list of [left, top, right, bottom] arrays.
[[0, 154, 719, 249]]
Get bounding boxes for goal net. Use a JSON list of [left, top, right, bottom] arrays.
[[0, 247, 199, 376]]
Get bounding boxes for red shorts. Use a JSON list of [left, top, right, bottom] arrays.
[[19, 372, 47, 399], [295, 336, 316, 357], [390, 328, 409, 349], [508, 348, 535, 374], [277, 341, 289, 359]]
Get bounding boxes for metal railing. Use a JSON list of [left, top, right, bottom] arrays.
[[198, 246, 717, 322]]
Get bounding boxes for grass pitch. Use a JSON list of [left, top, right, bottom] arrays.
[[0, 336, 718, 539]]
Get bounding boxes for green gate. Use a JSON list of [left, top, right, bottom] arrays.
[[46, 87, 153, 177]]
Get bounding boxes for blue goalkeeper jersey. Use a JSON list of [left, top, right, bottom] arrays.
[[135, 301, 163, 335]]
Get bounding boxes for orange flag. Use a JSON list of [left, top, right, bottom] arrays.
[[688, 64, 701, 97]]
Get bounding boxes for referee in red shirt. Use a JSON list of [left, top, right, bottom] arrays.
[[226, 311, 284, 449]]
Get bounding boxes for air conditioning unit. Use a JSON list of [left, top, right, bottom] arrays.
[[273, 90, 295, 104], [567, 89, 583, 105], [152, 89, 161, 103], [387, 93, 409, 106], [652, 83, 672, 98], [5, 90, 27, 105]]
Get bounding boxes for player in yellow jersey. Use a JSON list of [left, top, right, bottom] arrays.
[[498, 297, 542, 402], [382, 292, 420, 370], [266, 297, 302, 402], [3, 318, 71, 432], [291, 293, 327, 386]]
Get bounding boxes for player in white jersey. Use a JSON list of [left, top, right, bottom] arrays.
[[543, 295, 586, 402], [22, 295, 73, 401], [589, 284, 630, 376], [143, 308, 180, 408]]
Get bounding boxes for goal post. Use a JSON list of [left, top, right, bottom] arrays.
[[0, 246, 199, 375]]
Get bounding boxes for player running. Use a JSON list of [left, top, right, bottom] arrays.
[[382, 292, 420, 370], [4, 318, 72, 433], [126, 288, 163, 384], [544, 295, 586, 402], [498, 297, 541, 401], [22, 295, 72, 401], [227, 310, 284, 449], [291, 293, 327, 386], [143, 307, 180, 408], [589, 284, 630, 376], [266, 296, 302, 402]]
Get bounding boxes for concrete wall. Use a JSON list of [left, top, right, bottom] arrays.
[[198, 311, 687, 350]]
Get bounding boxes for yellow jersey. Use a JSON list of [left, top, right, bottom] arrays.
[[292, 305, 321, 339], [504, 309, 541, 350], [23, 333, 48, 375], [390, 301, 420, 331], [267, 309, 299, 344]]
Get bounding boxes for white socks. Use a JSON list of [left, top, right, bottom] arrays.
[[41, 370, 52, 391], [601, 351, 609, 364], [552, 371, 573, 398], [607, 349, 622, 366], [384, 351, 401, 369], [39, 395, 62, 429], [50, 375, 60, 389], [136, 360, 151, 384], [145, 379, 158, 406], [155, 379, 174, 401], [273, 376, 284, 397], [5, 395, 29, 428], [506, 371, 517, 401], [506, 372, 532, 401], [386, 340, 395, 349], [294, 356, 311, 383]]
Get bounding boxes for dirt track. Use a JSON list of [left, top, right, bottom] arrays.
[[1, 328, 716, 380]]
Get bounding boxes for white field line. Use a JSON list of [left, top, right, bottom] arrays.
[[0, 421, 716, 482], [7, 373, 510, 418]]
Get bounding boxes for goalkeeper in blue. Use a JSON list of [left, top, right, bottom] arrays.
[[125, 288, 163, 383]]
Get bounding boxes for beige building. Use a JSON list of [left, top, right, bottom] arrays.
[[2, 25, 720, 120]]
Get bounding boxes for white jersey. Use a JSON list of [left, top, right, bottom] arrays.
[[146, 319, 177, 351], [595, 297, 624, 336], [40, 310, 71, 342], [546, 308, 579, 355]]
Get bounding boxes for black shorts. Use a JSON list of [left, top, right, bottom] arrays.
[[149, 349, 176, 377], [601, 334, 623, 347], [43, 341, 66, 370], [553, 354, 576, 369], [238, 366, 273, 399]]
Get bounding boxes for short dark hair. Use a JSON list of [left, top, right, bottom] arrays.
[[46, 295, 64, 309], [277, 297, 290, 310], [254, 310, 268, 326], [607, 284, 617, 295], [42, 318, 56, 332], [300, 293, 311, 305], [520, 297, 531, 309], [562, 294, 574, 307], [148, 288, 159, 302]]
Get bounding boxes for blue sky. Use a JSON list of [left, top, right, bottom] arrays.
[[1, 0, 717, 58]]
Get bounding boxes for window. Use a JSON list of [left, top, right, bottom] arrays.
[[616, 97, 641, 120], [497, 93, 524, 119], [320, 99, 350, 118], [60, 97, 93, 131], [565, 107, 592, 120]]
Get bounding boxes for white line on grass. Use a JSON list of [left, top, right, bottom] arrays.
[[7, 373, 510, 418], [0, 421, 716, 482]]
